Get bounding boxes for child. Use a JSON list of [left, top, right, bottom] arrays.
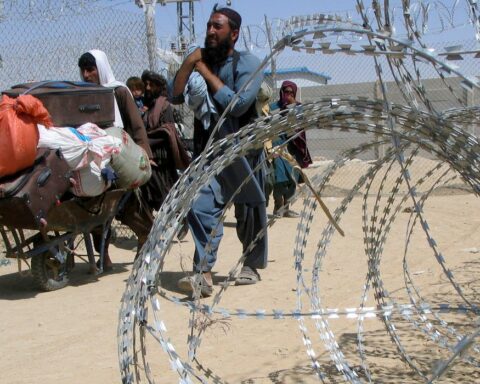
[[126, 76, 147, 116]]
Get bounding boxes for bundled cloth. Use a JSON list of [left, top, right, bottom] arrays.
[[0, 95, 53, 177], [38, 123, 152, 196], [38, 123, 122, 197]]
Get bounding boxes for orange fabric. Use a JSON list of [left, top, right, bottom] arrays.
[[0, 95, 53, 177]]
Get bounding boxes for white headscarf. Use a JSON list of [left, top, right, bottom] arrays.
[[80, 49, 128, 128]]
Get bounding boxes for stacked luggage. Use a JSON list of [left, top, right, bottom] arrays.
[[0, 81, 151, 229]]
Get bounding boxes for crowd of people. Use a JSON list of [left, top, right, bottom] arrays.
[[78, 49, 190, 270], [79, 4, 311, 297]]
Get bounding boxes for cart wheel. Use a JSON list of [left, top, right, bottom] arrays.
[[31, 251, 69, 291]]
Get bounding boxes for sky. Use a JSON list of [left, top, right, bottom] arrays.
[[118, 0, 477, 45], [2, 0, 477, 87], [115, 0, 363, 51], [125, 0, 479, 84], [151, 0, 356, 37]]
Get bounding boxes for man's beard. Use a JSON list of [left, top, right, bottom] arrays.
[[143, 89, 159, 108], [203, 34, 232, 67]]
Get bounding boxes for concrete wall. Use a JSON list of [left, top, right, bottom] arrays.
[[297, 77, 479, 160]]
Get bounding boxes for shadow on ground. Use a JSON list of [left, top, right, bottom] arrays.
[[0, 260, 131, 300]]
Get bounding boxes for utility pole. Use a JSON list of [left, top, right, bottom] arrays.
[[136, 0, 159, 71], [145, 2, 158, 71], [136, 1, 199, 64], [176, 0, 194, 51], [157, 0, 199, 55], [0, 0, 5, 69], [264, 15, 276, 93]]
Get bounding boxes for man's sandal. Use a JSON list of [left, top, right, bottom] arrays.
[[235, 266, 260, 286], [178, 274, 213, 297]]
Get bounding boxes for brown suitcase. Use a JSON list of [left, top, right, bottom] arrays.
[[2, 81, 115, 128], [0, 148, 72, 229]]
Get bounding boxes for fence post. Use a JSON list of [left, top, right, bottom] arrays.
[[373, 79, 384, 159], [463, 79, 478, 137], [265, 16, 277, 94], [144, 1, 158, 71]]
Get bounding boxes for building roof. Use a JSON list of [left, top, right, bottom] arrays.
[[264, 66, 331, 83]]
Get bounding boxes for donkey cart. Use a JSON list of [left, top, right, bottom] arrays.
[[0, 189, 128, 291]]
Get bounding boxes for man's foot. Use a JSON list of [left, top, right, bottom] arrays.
[[178, 272, 213, 297], [235, 266, 260, 285], [272, 210, 283, 219], [96, 255, 113, 272], [283, 209, 300, 218]]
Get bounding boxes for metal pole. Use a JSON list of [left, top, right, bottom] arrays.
[[144, 1, 158, 71], [464, 81, 476, 137], [373, 79, 384, 159], [189, 0, 195, 43], [177, 2, 183, 38], [0, 0, 3, 69], [264, 15, 277, 92]]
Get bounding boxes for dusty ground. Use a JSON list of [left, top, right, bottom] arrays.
[[1, 160, 480, 383]]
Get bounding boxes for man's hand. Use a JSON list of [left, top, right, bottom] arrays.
[[195, 60, 224, 94], [186, 48, 203, 65], [172, 48, 203, 99], [194, 61, 210, 77]]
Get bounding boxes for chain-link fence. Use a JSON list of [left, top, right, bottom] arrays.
[[266, 39, 480, 162], [0, 1, 151, 248], [0, 1, 149, 89], [1, 1, 479, 259]]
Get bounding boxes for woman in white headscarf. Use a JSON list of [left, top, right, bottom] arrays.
[[78, 49, 152, 159], [78, 49, 154, 269]]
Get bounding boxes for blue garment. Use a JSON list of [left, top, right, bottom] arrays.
[[170, 50, 267, 272], [269, 102, 297, 184], [188, 152, 267, 272], [184, 71, 218, 131], [272, 148, 295, 183], [170, 51, 263, 138], [134, 96, 145, 117], [188, 180, 224, 272]]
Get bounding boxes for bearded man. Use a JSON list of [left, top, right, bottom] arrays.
[[170, 5, 267, 296], [140, 70, 190, 241]]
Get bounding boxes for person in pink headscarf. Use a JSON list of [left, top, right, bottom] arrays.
[[275, 80, 297, 110], [269, 80, 312, 218]]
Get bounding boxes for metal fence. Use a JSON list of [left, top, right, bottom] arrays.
[[266, 39, 480, 161], [0, 1, 151, 247], [1, 1, 479, 253], [0, 1, 149, 89]]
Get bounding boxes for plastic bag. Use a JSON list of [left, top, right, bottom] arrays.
[[105, 126, 151, 189], [70, 161, 112, 197], [0, 95, 52, 177], [38, 123, 121, 170]]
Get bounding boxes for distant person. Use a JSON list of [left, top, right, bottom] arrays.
[[256, 82, 273, 118], [78, 49, 153, 270], [269, 80, 312, 218], [141, 70, 191, 241], [255, 82, 275, 205], [170, 5, 267, 295], [126, 76, 148, 117]]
